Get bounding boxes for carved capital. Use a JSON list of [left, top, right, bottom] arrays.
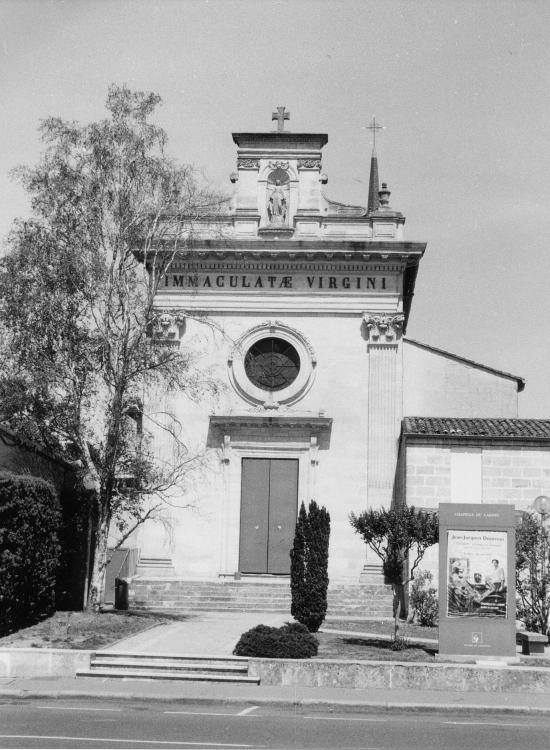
[[363, 313, 404, 345], [149, 309, 186, 347], [268, 160, 289, 171], [297, 159, 321, 170], [237, 158, 259, 170]]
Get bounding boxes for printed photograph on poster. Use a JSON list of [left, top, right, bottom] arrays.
[[447, 530, 507, 618]]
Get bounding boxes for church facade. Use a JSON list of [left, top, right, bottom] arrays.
[[126, 112, 543, 590]]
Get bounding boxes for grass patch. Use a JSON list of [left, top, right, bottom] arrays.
[[315, 632, 437, 661], [324, 618, 437, 640], [0, 610, 186, 650]]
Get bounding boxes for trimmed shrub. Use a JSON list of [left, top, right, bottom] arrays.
[[0, 471, 61, 635], [290, 500, 330, 632], [409, 569, 439, 627], [233, 621, 318, 658]]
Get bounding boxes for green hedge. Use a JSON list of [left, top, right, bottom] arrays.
[[0, 472, 61, 635], [233, 622, 318, 659]]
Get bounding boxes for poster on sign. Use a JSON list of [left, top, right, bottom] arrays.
[[446, 530, 508, 618]]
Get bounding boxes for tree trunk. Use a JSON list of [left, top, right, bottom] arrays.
[[392, 585, 401, 640], [392, 583, 408, 641], [87, 501, 111, 613]]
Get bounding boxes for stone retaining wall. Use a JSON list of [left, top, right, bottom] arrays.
[[0, 648, 93, 678], [249, 657, 550, 693]]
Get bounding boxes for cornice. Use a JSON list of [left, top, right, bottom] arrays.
[[232, 132, 328, 149], [209, 414, 333, 432], [149, 240, 426, 263]]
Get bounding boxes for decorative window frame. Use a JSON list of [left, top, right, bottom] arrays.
[[228, 321, 317, 408]]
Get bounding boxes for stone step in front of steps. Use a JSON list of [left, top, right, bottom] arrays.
[[77, 668, 260, 683], [78, 653, 258, 684], [93, 653, 248, 666], [92, 660, 249, 674]]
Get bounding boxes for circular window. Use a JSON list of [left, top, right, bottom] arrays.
[[228, 322, 316, 408], [244, 337, 300, 392]]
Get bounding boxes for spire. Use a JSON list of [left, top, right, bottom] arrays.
[[365, 117, 383, 215], [367, 150, 379, 215]]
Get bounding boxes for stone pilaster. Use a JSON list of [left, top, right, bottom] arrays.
[[361, 312, 404, 580], [363, 313, 404, 509]]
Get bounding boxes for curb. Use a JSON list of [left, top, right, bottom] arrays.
[[0, 688, 549, 716]]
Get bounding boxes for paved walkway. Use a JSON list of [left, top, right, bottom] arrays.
[[104, 611, 289, 656]]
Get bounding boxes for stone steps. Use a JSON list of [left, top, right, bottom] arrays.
[[128, 580, 393, 617], [77, 653, 258, 684]]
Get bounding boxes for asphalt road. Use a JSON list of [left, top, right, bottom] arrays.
[[0, 698, 549, 749]]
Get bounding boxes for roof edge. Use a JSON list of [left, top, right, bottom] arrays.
[[401, 417, 550, 443], [404, 338, 525, 392]]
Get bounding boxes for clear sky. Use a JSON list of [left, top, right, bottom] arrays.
[[1, 0, 549, 417]]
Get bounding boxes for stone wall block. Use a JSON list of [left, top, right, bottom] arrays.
[[250, 658, 550, 693]]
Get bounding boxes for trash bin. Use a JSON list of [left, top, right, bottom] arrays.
[[114, 578, 129, 610]]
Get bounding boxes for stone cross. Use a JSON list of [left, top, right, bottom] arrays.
[[365, 116, 384, 152], [272, 106, 290, 132]]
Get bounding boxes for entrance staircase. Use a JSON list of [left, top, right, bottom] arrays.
[[128, 579, 393, 618], [76, 652, 258, 684]]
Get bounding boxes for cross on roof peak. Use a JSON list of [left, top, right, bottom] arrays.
[[272, 106, 290, 132], [365, 116, 384, 153]]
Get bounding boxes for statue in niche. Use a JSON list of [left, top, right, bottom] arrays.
[[266, 167, 289, 225], [268, 180, 287, 223]]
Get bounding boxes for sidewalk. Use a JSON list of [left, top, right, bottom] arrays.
[[1, 674, 549, 715]]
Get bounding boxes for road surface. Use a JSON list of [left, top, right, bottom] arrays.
[[0, 697, 548, 749]]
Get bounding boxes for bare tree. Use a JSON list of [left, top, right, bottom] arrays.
[[0, 85, 227, 610]]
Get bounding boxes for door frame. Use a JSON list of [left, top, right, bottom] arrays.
[[218, 443, 312, 577], [209, 414, 332, 578], [238, 456, 300, 575]]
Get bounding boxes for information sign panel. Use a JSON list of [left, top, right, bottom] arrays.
[[439, 503, 516, 658]]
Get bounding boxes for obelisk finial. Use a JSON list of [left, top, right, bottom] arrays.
[[365, 117, 384, 214]]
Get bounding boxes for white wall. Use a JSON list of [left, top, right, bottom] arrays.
[[137, 312, 372, 581], [403, 340, 519, 418]]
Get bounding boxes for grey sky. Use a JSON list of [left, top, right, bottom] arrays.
[[1, 0, 549, 417]]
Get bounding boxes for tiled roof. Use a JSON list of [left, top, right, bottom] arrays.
[[403, 417, 550, 440]]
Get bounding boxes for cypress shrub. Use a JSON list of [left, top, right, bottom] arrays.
[[233, 622, 318, 658], [0, 472, 61, 635], [290, 500, 330, 632]]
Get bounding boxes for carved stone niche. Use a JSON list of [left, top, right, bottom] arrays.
[[266, 167, 290, 226], [149, 310, 186, 347], [362, 313, 404, 345]]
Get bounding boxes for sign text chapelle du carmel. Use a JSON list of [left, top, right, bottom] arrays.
[[163, 273, 393, 292]]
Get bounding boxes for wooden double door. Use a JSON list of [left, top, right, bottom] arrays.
[[238, 458, 299, 575]]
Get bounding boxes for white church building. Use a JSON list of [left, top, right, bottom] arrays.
[[121, 111, 550, 610]]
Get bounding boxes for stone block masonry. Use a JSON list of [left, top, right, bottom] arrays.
[[405, 444, 550, 510], [128, 580, 394, 618], [250, 658, 550, 693]]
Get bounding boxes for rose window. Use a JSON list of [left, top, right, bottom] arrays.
[[244, 337, 300, 392]]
